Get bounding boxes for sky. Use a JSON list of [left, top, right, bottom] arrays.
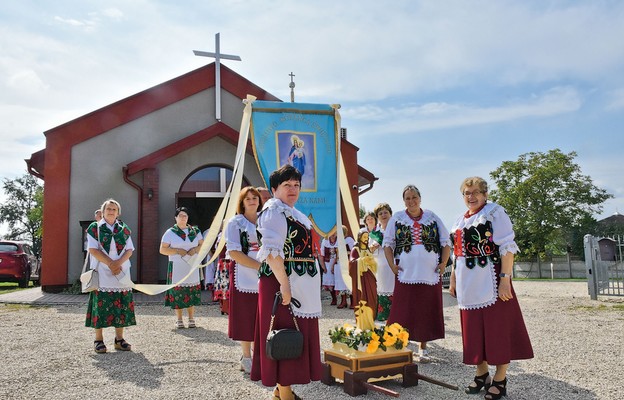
[[1, 0, 624, 232]]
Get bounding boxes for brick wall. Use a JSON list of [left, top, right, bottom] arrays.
[[141, 168, 160, 283]]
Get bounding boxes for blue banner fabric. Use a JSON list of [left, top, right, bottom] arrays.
[[250, 100, 339, 236]]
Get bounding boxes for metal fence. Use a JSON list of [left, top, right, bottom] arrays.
[[584, 234, 624, 299], [513, 256, 585, 279]]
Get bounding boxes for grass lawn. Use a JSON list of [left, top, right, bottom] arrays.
[[0, 282, 37, 294]]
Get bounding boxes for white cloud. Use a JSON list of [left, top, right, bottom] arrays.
[[1, 0, 623, 226], [606, 88, 624, 111], [100, 8, 124, 21], [53, 7, 124, 32], [53, 15, 97, 31], [344, 86, 582, 136], [184, 1, 624, 107], [7, 70, 49, 94]]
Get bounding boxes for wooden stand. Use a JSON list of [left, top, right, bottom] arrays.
[[322, 346, 458, 397]]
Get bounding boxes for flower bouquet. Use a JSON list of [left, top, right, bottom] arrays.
[[328, 301, 409, 354]]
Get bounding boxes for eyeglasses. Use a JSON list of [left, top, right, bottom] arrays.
[[280, 182, 301, 191], [463, 190, 483, 197]]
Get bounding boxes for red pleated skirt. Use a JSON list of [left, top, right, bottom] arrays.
[[250, 274, 322, 387], [227, 264, 258, 342], [460, 283, 534, 365], [387, 277, 444, 342]]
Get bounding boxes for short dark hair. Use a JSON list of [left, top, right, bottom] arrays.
[[175, 207, 191, 217], [364, 211, 378, 226], [402, 184, 421, 199], [269, 165, 302, 191]]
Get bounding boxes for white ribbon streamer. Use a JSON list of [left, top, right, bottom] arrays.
[[129, 95, 256, 295]]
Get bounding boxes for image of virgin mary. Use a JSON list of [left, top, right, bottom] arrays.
[[288, 134, 306, 175]]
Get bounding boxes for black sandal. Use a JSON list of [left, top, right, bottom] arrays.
[[94, 340, 107, 353], [114, 337, 132, 351], [465, 372, 490, 394], [484, 377, 507, 400]]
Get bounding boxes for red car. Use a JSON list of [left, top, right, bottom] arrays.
[[0, 241, 40, 288]]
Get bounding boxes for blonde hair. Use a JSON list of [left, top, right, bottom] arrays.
[[373, 203, 393, 217], [460, 177, 488, 194], [100, 198, 121, 216]]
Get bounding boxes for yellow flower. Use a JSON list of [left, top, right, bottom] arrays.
[[386, 323, 401, 336], [371, 332, 380, 342], [398, 330, 410, 347], [383, 330, 397, 347], [366, 339, 380, 353]]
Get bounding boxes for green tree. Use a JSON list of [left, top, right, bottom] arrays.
[[567, 214, 599, 259], [595, 217, 624, 237], [489, 149, 612, 260], [0, 174, 44, 256], [359, 204, 367, 220]]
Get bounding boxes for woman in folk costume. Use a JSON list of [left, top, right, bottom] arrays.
[[370, 203, 394, 321], [224, 186, 263, 374], [383, 185, 451, 361], [201, 230, 216, 293], [361, 212, 378, 234], [212, 229, 230, 315], [349, 212, 378, 318], [322, 227, 355, 309], [159, 207, 203, 329], [320, 232, 337, 305], [85, 199, 135, 353], [449, 177, 533, 399], [250, 165, 322, 400]]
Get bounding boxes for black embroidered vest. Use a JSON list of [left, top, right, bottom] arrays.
[[393, 220, 441, 257], [456, 220, 501, 269], [240, 230, 250, 255], [258, 214, 318, 278]]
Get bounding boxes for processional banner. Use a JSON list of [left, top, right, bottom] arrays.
[[249, 100, 340, 237], [126, 96, 356, 294]]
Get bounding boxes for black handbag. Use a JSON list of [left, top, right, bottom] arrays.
[[265, 292, 303, 361]]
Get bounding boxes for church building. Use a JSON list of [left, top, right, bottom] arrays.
[[26, 61, 377, 292]]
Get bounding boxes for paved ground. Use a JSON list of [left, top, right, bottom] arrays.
[[0, 286, 207, 306], [1, 281, 623, 400]]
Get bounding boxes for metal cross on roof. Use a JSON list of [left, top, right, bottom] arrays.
[[289, 72, 296, 103], [193, 33, 241, 121]]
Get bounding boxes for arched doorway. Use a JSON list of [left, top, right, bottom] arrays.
[[176, 165, 250, 232]]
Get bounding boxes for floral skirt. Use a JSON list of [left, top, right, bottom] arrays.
[[85, 290, 136, 329], [165, 285, 202, 309], [213, 259, 233, 301], [376, 294, 393, 321], [165, 261, 202, 309]]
